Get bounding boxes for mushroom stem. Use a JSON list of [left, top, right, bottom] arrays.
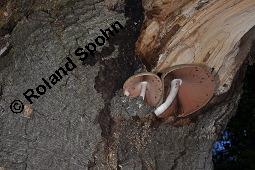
[[139, 81, 148, 100], [154, 79, 182, 116], [124, 81, 148, 100]]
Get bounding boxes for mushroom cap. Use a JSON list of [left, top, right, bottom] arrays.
[[161, 64, 216, 117], [123, 72, 163, 106]]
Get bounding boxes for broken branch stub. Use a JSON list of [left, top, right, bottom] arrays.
[[136, 0, 255, 94]]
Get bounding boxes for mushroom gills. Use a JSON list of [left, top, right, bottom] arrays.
[[160, 64, 216, 117], [123, 72, 163, 107], [154, 79, 182, 116], [124, 81, 148, 100]]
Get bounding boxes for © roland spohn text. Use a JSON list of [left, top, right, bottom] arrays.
[[9, 21, 124, 114]]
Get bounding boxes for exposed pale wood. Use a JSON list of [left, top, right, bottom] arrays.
[[142, 0, 191, 20], [136, 0, 255, 94]]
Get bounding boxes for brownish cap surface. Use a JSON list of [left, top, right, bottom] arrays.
[[161, 64, 216, 117], [123, 72, 163, 106]]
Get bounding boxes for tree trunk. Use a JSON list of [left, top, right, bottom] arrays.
[[0, 0, 254, 170]]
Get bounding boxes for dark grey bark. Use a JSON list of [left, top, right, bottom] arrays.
[[0, 0, 254, 170]]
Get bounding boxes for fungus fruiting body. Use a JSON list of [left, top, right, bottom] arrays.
[[154, 79, 182, 116], [123, 64, 216, 119], [139, 81, 148, 100], [161, 64, 215, 117], [124, 81, 148, 99], [123, 72, 163, 107]]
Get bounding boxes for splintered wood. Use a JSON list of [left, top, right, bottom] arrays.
[[136, 0, 255, 94]]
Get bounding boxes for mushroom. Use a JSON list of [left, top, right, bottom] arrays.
[[155, 64, 216, 118], [123, 72, 163, 106], [154, 79, 182, 116]]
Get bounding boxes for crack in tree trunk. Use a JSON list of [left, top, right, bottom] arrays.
[[0, 0, 255, 170]]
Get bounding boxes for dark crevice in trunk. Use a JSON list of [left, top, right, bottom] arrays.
[[94, 0, 144, 138], [213, 47, 255, 170]]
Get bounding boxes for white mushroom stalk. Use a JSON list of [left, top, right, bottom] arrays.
[[124, 81, 148, 100], [154, 79, 182, 116], [139, 81, 148, 100]]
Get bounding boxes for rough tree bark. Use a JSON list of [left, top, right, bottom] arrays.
[[0, 0, 254, 170]]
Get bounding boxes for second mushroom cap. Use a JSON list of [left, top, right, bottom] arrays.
[[160, 64, 216, 117]]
